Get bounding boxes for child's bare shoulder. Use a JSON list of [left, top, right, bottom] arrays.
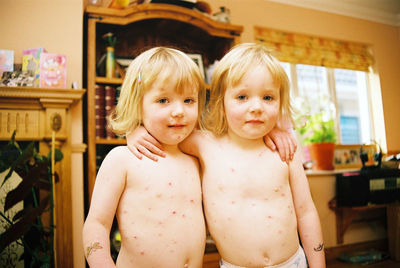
[[102, 146, 138, 165]]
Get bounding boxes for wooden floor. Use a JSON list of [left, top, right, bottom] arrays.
[[327, 259, 399, 268]]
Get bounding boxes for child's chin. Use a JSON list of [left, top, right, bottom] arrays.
[[159, 135, 189, 145]]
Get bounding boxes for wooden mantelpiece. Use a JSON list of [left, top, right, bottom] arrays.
[[0, 86, 86, 267]]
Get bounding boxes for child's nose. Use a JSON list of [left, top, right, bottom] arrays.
[[171, 102, 184, 117], [249, 98, 262, 113]]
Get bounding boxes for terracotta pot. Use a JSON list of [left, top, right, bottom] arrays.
[[308, 143, 335, 170]]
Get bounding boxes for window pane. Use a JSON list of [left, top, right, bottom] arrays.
[[334, 69, 371, 144], [296, 64, 329, 114]]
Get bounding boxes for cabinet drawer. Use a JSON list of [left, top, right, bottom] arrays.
[[0, 110, 40, 139]]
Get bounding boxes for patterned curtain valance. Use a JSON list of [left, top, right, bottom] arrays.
[[254, 26, 374, 71]]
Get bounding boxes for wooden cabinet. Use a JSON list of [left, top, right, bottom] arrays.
[[85, 3, 242, 266], [85, 3, 242, 200]]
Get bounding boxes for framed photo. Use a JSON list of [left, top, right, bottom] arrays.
[[334, 144, 376, 169], [187, 53, 205, 79]]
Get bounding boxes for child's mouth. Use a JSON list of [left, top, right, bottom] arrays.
[[168, 124, 185, 129], [246, 120, 263, 124]]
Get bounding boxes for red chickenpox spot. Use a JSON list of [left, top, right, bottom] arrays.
[[140, 251, 145, 255], [173, 240, 177, 244], [145, 186, 149, 191], [267, 215, 273, 219], [148, 207, 152, 211], [172, 211, 176, 215], [278, 230, 283, 234], [170, 249, 175, 253], [156, 194, 162, 198], [123, 210, 128, 214], [190, 199, 194, 203], [227, 217, 231, 221], [264, 198, 269, 201], [281, 193, 285, 197], [158, 233, 162, 237], [231, 168, 235, 172], [231, 201, 236, 204], [158, 221, 163, 225], [168, 182, 172, 186], [182, 214, 186, 218], [252, 203, 256, 206]]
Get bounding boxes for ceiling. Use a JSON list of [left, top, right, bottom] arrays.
[[266, 0, 400, 26]]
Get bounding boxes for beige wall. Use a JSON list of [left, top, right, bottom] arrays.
[[0, 0, 83, 89], [210, 0, 400, 152], [0, 0, 85, 267]]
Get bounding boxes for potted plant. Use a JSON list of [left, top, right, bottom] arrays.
[[293, 95, 337, 170]]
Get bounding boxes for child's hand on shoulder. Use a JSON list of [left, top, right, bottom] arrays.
[[264, 126, 297, 163], [126, 126, 166, 161]]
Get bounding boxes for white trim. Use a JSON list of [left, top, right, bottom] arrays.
[[266, 0, 400, 26]]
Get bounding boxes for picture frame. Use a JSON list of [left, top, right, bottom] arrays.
[[187, 53, 205, 79], [334, 144, 376, 169]]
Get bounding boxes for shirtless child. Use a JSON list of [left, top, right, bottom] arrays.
[[82, 47, 206, 267], [128, 43, 325, 267]]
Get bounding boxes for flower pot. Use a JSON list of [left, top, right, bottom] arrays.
[[309, 142, 335, 170]]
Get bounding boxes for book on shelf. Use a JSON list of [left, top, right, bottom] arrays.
[[95, 84, 105, 138], [105, 85, 116, 139]]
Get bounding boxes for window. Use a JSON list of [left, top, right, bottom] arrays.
[[281, 62, 372, 145]]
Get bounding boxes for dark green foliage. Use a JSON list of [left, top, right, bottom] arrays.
[[0, 131, 63, 267]]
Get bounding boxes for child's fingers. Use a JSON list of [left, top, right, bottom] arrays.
[[288, 136, 297, 160], [276, 138, 288, 162], [144, 135, 164, 151], [128, 146, 143, 160], [137, 145, 159, 162], [264, 136, 276, 151], [141, 140, 166, 158]]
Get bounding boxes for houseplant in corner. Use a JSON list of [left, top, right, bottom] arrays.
[[293, 95, 337, 170]]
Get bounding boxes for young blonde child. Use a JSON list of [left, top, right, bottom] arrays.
[[82, 47, 207, 268], [128, 43, 325, 267]]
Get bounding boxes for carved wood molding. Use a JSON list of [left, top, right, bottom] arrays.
[[86, 3, 243, 38]]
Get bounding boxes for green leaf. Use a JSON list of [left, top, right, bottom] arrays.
[[0, 195, 50, 253], [47, 149, 63, 163], [4, 161, 49, 212]]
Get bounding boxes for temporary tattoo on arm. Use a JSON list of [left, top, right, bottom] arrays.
[[314, 243, 324, 252], [86, 242, 103, 258]]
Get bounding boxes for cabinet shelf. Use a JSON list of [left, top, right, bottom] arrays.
[[95, 76, 123, 84], [96, 138, 126, 145]]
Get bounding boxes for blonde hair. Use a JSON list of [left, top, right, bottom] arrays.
[[109, 47, 206, 135], [202, 43, 293, 135]]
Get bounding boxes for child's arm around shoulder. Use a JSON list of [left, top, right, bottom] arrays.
[[179, 129, 210, 157], [288, 149, 326, 268], [82, 146, 129, 267]]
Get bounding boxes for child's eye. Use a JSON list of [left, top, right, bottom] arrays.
[[237, 95, 247, 100], [157, 98, 168, 104], [263, 95, 273, 101], [184, 98, 196, 104]]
